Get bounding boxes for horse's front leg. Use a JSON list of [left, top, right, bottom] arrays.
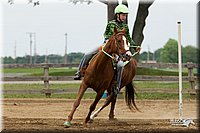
[[85, 89, 105, 124], [64, 82, 87, 128], [109, 96, 117, 120]]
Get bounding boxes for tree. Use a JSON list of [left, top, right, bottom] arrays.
[[3, 56, 14, 64], [67, 52, 84, 63], [182, 45, 198, 63], [154, 48, 163, 62], [139, 51, 154, 62], [139, 51, 148, 62], [160, 39, 178, 63]]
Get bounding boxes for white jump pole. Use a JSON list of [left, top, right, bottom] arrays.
[[177, 21, 183, 119], [170, 22, 195, 127], [170, 21, 195, 127]]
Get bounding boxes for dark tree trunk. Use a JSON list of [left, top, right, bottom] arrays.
[[132, 1, 154, 46], [98, 0, 118, 22], [107, 0, 118, 22], [132, 1, 154, 61]]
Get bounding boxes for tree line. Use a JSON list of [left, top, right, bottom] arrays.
[[1, 38, 199, 64], [140, 38, 199, 63]]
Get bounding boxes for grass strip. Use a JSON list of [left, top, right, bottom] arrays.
[[3, 67, 197, 76], [2, 93, 197, 100], [3, 81, 190, 90]]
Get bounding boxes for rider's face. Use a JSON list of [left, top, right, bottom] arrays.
[[117, 13, 127, 22]]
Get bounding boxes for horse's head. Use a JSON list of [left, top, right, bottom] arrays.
[[104, 27, 130, 59]]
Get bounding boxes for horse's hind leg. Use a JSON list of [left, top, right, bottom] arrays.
[[85, 89, 104, 124], [64, 82, 87, 127], [109, 96, 117, 120], [90, 93, 115, 120]]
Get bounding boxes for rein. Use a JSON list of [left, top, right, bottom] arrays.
[[102, 45, 115, 60], [102, 32, 141, 60], [101, 32, 125, 60]]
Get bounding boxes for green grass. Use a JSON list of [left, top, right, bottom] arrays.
[[2, 67, 194, 76], [2, 93, 197, 100], [2, 93, 96, 99], [135, 93, 196, 100], [136, 68, 189, 76], [3, 83, 80, 90], [134, 81, 190, 89], [2, 81, 195, 99], [2, 68, 44, 74], [2, 81, 190, 90], [1, 67, 197, 99], [2, 67, 77, 76]]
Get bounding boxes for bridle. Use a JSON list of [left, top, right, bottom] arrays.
[[102, 31, 131, 62]]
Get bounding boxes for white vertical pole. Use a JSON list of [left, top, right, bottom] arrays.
[[64, 33, 67, 64], [177, 21, 183, 119]]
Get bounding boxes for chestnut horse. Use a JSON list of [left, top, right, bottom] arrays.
[[64, 27, 138, 127]]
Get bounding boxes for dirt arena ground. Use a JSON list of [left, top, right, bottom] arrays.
[[2, 98, 199, 133]]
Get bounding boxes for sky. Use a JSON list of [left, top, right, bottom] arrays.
[[0, 0, 199, 57]]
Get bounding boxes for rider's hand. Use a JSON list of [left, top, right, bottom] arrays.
[[136, 46, 141, 53]]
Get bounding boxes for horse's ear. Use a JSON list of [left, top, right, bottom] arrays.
[[114, 26, 118, 34]]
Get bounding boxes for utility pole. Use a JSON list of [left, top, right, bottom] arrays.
[[45, 48, 48, 63], [33, 33, 37, 64], [153, 52, 155, 61], [147, 45, 150, 63], [14, 41, 16, 64], [27, 32, 35, 64], [64, 33, 67, 64]]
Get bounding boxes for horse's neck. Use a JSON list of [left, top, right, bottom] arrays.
[[89, 39, 114, 72], [94, 50, 112, 71]]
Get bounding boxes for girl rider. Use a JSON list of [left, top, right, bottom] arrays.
[[74, 4, 141, 95]]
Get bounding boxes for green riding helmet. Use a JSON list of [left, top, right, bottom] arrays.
[[114, 4, 129, 14]]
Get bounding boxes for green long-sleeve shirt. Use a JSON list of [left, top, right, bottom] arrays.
[[104, 20, 136, 50]]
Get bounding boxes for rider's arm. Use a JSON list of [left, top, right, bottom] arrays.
[[124, 24, 135, 46], [124, 24, 137, 54]]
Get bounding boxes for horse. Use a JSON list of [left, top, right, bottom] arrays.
[[64, 27, 139, 127]]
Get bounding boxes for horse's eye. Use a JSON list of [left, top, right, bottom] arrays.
[[117, 40, 122, 43]]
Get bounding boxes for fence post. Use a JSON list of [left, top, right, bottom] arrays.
[[185, 62, 195, 94], [43, 64, 51, 97]]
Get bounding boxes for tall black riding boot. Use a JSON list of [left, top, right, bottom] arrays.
[[115, 60, 124, 95], [74, 49, 99, 80]]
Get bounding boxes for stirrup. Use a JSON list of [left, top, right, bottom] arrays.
[[74, 72, 81, 80], [113, 86, 119, 96]]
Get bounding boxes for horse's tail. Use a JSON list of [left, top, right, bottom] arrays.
[[125, 82, 139, 111]]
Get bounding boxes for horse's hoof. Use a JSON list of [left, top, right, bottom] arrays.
[[63, 121, 72, 128], [90, 114, 97, 120], [109, 117, 117, 121], [88, 119, 94, 123]]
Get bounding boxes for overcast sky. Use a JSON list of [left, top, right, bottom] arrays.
[[0, 0, 198, 57]]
